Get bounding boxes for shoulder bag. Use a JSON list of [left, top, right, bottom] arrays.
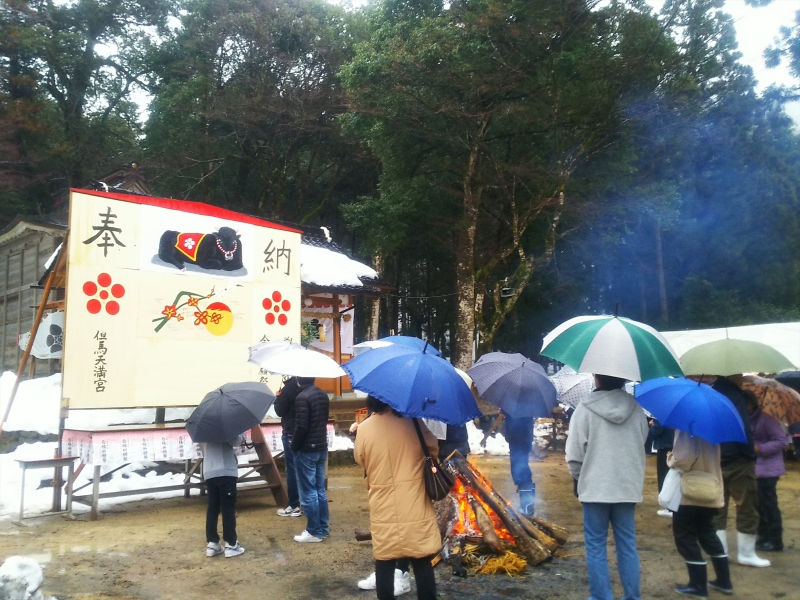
[[680, 458, 721, 504], [412, 418, 455, 501]]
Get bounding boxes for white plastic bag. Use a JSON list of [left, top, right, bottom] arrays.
[[658, 468, 682, 512]]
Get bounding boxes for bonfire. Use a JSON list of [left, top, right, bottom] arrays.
[[436, 452, 569, 576]]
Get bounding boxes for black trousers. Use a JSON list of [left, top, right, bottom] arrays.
[[656, 448, 670, 493], [757, 476, 782, 545], [673, 504, 725, 563], [206, 476, 237, 546], [376, 555, 436, 600]]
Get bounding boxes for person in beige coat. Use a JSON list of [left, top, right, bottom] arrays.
[[667, 430, 732, 597], [354, 396, 442, 600]]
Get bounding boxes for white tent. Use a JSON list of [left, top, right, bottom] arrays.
[[662, 322, 800, 369]]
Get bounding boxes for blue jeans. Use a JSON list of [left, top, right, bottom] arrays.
[[582, 502, 641, 600], [295, 449, 329, 538], [509, 442, 533, 489], [282, 434, 300, 508]]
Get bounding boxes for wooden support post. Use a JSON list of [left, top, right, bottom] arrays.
[[332, 293, 342, 399], [91, 465, 101, 521], [250, 425, 289, 507]]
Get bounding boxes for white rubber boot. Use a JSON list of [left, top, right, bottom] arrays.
[[737, 532, 770, 567], [716, 530, 728, 556]]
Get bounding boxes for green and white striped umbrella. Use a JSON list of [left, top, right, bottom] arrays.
[[540, 315, 683, 383]]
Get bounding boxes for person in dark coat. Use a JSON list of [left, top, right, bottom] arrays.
[[710, 376, 770, 567], [439, 424, 470, 459], [503, 411, 536, 515], [291, 377, 330, 543], [745, 392, 787, 552], [274, 377, 302, 517]]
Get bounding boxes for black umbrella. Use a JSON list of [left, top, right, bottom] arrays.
[[186, 382, 276, 443], [775, 371, 800, 393]]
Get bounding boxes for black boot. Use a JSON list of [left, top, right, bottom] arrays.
[[675, 563, 708, 598], [755, 540, 783, 552], [708, 556, 733, 595]]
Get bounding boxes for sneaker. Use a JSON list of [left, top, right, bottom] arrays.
[[206, 542, 224, 557], [294, 530, 323, 543], [394, 570, 411, 596], [657, 509, 673, 518], [357, 572, 377, 590], [224, 542, 245, 557], [277, 505, 302, 517], [357, 569, 406, 592]]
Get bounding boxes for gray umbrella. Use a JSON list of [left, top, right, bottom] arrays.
[[468, 352, 557, 419], [186, 382, 276, 443]]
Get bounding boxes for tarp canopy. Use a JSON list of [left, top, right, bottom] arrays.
[[662, 322, 800, 370]]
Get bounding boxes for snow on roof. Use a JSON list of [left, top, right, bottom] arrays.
[[300, 241, 377, 288]]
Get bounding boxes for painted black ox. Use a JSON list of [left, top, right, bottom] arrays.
[[157, 226, 243, 271]]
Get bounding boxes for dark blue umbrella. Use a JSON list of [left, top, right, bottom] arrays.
[[634, 377, 747, 444], [468, 352, 557, 418], [186, 382, 275, 443], [341, 344, 481, 425]]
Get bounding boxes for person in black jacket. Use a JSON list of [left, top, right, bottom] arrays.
[[710, 376, 771, 568], [291, 377, 330, 543], [274, 377, 302, 517]]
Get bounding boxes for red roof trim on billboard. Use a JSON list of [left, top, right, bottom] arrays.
[[72, 189, 302, 233]]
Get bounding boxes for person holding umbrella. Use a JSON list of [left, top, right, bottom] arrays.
[[635, 376, 752, 596], [203, 433, 247, 557], [565, 374, 649, 600], [744, 391, 787, 553], [709, 376, 770, 568], [467, 352, 557, 516], [354, 395, 442, 600], [186, 382, 277, 558], [666, 430, 731, 597]]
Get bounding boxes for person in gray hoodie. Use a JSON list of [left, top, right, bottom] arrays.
[[204, 434, 246, 558], [565, 374, 649, 600]]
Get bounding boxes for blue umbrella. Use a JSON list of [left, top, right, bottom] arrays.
[[341, 344, 481, 425], [468, 352, 557, 418], [634, 377, 747, 444], [380, 335, 442, 356]]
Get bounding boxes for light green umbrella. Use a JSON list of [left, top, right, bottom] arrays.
[[540, 315, 683, 382], [680, 339, 795, 376]]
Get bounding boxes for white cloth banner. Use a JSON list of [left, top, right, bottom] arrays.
[[18, 312, 64, 359], [305, 306, 354, 355]]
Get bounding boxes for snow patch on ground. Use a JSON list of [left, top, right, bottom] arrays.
[[0, 555, 56, 599]]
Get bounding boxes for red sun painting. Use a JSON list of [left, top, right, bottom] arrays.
[[263, 291, 291, 326], [204, 302, 234, 336], [83, 273, 125, 315]]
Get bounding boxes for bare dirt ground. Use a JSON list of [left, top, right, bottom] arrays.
[[2, 452, 798, 600]]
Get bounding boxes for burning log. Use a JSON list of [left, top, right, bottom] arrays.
[[517, 516, 559, 553], [525, 515, 570, 546], [469, 497, 505, 554], [448, 454, 550, 566]]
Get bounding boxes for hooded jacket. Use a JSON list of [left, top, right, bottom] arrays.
[[203, 434, 245, 480], [565, 388, 649, 504]]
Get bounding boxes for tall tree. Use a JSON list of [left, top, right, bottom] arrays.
[[144, 0, 374, 228], [341, 0, 683, 367]]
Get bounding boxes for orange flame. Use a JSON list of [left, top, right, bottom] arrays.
[[450, 476, 514, 543]]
